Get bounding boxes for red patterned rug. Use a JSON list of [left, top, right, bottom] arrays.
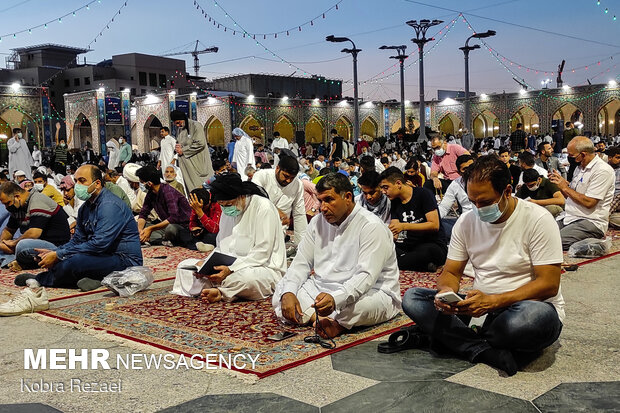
[[41, 270, 472, 378], [0, 246, 204, 302]]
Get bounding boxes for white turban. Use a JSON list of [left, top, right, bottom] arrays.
[[232, 127, 249, 138], [123, 163, 141, 183]]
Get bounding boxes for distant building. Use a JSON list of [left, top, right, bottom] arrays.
[[211, 74, 342, 100], [437, 90, 475, 100]]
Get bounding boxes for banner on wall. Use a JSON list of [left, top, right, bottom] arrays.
[[384, 108, 389, 137], [105, 97, 122, 125], [176, 100, 189, 116]]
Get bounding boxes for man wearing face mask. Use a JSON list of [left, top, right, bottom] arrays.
[[426, 135, 469, 194], [399, 155, 564, 376], [8, 128, 33, 181], [136, 165, 191, 247], [118, 136, 132, 167], [172, 173, 284, 302], [9, 165, 141, 296], [32, 171, 65, 206], [549, 136, 615, 250], [517, 169, 565, 218], [252, 155, 307, 245]]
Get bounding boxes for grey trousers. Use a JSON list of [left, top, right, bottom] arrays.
[[557, 219, 605, 251]]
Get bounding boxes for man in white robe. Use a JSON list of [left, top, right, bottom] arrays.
[[106, 139, 120, 170], [252, 155, 307, 244], [157, 126, 176, 171], [232, 128, 256, 181], [8, 128, 33, 180], [273, 173, 401, 338], [172, 173, 285, 302]]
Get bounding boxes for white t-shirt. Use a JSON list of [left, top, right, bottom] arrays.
[[564, 155, 615, 234], [517, 164, 548, 186], [448, 199, 565, 322]]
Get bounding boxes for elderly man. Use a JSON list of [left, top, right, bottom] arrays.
[[273, 173, 401, 338], [395, 156, 564, 376], [5, 166, 142, 306], [425, 135, 469, 194], [549, 136, 615, 250], [252, 155, 307, 244], [171, 110, 213, 192], [163, 165, 186, 197], [231, 128, 256, 181], [172, 173, 285, 302]]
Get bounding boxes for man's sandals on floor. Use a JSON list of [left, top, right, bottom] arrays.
[[377, 325, 429, 354]]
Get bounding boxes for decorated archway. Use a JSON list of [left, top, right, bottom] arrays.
[[205, 116, 225, 147], [144, 114, 162, 151], [0, 108, 39, 144], [335, 115, 352, 141], [553, 102, 583, 129], [305, 115, 324, 144], [73, 113, 93, 149], [438, 112, 463, 136], [511, 106, 540, 134], [596, 98, 620, 136], [360, 116, 378, 141], [273, 115, 295, 142], [472, 110, 499, 138], [239, 114, 264, 142]]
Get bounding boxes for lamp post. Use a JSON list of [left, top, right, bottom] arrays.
[[459, 30, 496, 133], [379, 45, 407, 133], [326, 35, 361, 142], [406, 19, 443, 142]]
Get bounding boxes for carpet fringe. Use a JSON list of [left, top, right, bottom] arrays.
[[25, 312, 259, 384]]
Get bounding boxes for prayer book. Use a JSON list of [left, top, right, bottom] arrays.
[[180, 252, 236, 276]]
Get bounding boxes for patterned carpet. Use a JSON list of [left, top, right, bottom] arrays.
[[0, 246, 204, 302], [40, 270, 472, 378]]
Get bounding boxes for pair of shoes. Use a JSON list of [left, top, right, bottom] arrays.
[[196, 242, 215, 253], [14, 273, 37, 287], [77, 278, 102, 292], [141, 242, 151, 248], [0, 288, 49, 316], [161, 240, 174, 247], [377, 325, 429, 354]]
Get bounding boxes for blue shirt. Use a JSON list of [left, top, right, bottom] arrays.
[[55, 188, 142, 266], [227, 141, 235, 163]]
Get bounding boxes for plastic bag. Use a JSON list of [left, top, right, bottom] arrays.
[[567, 237, 612, 258], [101, 266, 154, 297]]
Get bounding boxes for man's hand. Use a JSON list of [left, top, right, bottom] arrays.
[[278, 209, 290, 226], [455, 289, 498, 317], [281, 292, 303, 324], [139, 227, 152, 243], [433, 177, 442, 190], [433, 288, 460, 315], [175, 144, 183, 156], [189, 193, 205, 216], [548, 170, 569, 192], [36, 249, 59, 269], [388, 221, 404, 236], [207, 265, 232, 284], [313, 292, 335, 316], [55, 122, 61, 130]]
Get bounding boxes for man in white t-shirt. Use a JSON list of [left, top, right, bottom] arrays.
[[395, 155, 564, 376], [271, 132, 289, 152], [549, 136, 615, 250]]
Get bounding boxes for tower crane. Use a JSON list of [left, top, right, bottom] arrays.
[[161, 40, 218, 77]]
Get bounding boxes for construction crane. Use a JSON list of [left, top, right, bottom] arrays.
[[161, 40, 218, 77]]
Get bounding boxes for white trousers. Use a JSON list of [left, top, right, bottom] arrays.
[[272, 278, 400, 330], [171, 258, 280, 301]]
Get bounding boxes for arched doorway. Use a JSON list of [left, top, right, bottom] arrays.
[[73, 113, 93, 149], [305, 115, 324, 144], [553, 103, 583, 131], [205, 116, 225, 147], [0, 108, 38, 144], [273, 115, 295, 142], [144, 115, 162, 152], [473, 110, 499, 138], [438, 112, 463, 136], [392, 117, 419, 134], [239, 115, 264, 143], [361, 116, 378, 141], [335, 116, 352, 141], [597, 99, 620, 136], [511, 106, 540, 134]]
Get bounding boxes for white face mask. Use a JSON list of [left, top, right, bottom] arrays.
[[34, 183, 44, 192], [17, 132, 23, 139], [434, 148, 446, 157]]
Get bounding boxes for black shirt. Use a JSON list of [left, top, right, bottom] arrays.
[[516, 177, 560, 201], [331, 136, 343, 159], [390, 187, 447, 248], [508, 164, 521, 188]]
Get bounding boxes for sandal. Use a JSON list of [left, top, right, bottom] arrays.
[[377, 325, 427, 354]]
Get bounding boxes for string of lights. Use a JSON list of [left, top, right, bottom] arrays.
[[595, 0, 617, 22], [88, 0, 130, 48]]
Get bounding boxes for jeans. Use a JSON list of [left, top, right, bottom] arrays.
[[15, 239, 58, 269], [402, 287, 563, 362], [35, 253, 129, 288], [441, 217, 457, 240]]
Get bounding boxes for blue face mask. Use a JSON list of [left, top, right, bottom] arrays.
[[221, 204, 241, 217], [473, 193, 507, 223]]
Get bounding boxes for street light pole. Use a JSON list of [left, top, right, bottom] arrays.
[[459, 30, 496, 134], [407, 19, 443, 143], [380, 45, 408, 132], [326, 35, 362, 142]]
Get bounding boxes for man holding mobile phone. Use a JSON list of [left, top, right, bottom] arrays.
[[399, 156, 564, 376]]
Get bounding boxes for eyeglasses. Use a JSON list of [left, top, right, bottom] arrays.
[[303, 306, 336, 349]]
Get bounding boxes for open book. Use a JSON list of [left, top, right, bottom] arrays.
[[180, 251, 236, 276]]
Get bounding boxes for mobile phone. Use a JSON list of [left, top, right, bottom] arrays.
[[436, 291, 463, 304], [267, 331, 297, 341]]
